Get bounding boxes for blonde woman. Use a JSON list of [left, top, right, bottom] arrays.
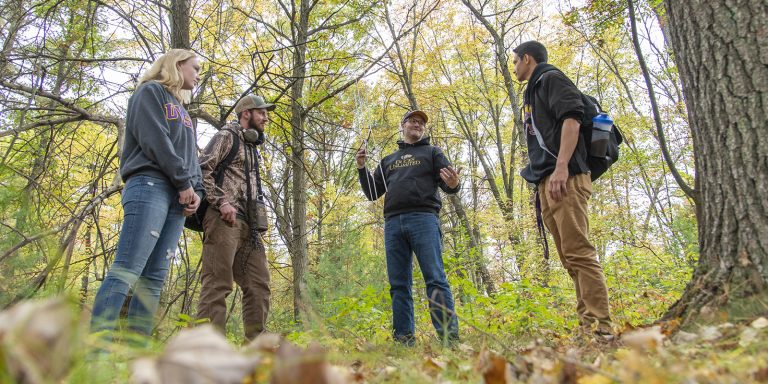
[[91, 49, 202, 338]]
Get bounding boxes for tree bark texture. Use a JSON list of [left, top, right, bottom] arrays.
[[170, 0, 191, 49], [662, 0, 768, 323], [289, 0, 311, 322]]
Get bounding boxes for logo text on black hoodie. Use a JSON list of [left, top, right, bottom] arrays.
[[388, 154, 421, 170]]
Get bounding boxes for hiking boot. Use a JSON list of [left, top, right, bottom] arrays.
[[594, 329, 615, 342], [576, 323, 614, 343]]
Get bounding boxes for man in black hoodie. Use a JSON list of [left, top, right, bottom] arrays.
[[355, 110, 460, 345], [513, 41, 613, 339]]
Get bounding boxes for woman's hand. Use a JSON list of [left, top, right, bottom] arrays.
[[183, 192, 200, 216]]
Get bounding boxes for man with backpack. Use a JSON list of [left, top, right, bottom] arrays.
[[513, 41, 614, 340], [195, 94, 275, 341]]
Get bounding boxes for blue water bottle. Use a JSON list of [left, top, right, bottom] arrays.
[[590, 113, 613, 157]]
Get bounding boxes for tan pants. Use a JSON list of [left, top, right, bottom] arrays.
[[196, 207, 270, 341], [539, 173, 611, 332]]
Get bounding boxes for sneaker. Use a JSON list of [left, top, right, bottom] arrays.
[[437, 333, 460, 348], [394, 334, 415, 347]]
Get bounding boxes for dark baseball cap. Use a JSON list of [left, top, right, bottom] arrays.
[[234, 95, 276, 114], [401, 110, 428, 124]]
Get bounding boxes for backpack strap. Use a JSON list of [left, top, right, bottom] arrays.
[[213, 128, 240, 187], [534, 188, 550, 260], [530, 72, 590, 173], [529, 106, 558, 159], [183, 128, 240, 232], [529, 72, 558, 159], [243, 141, 264, 204]]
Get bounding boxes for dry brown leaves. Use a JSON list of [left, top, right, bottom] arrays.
[[621, 326, 665, 352], [130, 326, 357, 384], [473, 339, 628, 384], [476, 349, 513, 384], [131, 325, 260, 384], [268, 341, 349, 384], [0, 298, 79, 384]]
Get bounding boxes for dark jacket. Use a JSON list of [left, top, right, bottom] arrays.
[[120, 81, 203, 192], [358, 137, 460, 218], [520, 63, 589, 184]]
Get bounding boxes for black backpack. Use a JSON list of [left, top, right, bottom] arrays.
[[579, 94, 624, 181], [530, 71, 624, 181], [184, 129, 240, 232]]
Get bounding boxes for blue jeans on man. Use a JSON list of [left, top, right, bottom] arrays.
[[91, 175, 185, 337], [384, 211, 459, 344]]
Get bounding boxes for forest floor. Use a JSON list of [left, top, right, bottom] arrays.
[[2, 298, 768, 383]]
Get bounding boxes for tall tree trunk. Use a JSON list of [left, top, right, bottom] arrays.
[[18, 39, 72, 232], [627, 0, 696, 201], [80, 224, 92, 304], [396, 47, 494, 294], [289, 0, 311, 321], [662, 0, 768, 324], [459, 0, 525, 151], [170, 0, 191, 49], [460, 0, 534, 254], [446, 194, 495, 295], [0, 0, 26, 76]]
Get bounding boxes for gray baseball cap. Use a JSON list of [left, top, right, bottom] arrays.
[[234, 95, 276, 114]]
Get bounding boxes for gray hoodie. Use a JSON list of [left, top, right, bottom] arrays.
[[119, 81, 202, 192]]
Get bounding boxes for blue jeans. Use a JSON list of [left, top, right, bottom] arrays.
[[91, 175, 185, 336], [384, 212, 459, 342]]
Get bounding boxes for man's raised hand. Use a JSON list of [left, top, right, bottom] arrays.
[[355, 147, 368, 169], [440, 166, 461, 189]]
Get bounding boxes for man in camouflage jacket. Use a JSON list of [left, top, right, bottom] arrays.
[[196, 94, 275, 341]]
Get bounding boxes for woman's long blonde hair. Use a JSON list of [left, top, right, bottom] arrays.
[[138, 49, 196, 103]]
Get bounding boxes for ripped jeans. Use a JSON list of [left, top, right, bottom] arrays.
[[90, 175, 185, 337]]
